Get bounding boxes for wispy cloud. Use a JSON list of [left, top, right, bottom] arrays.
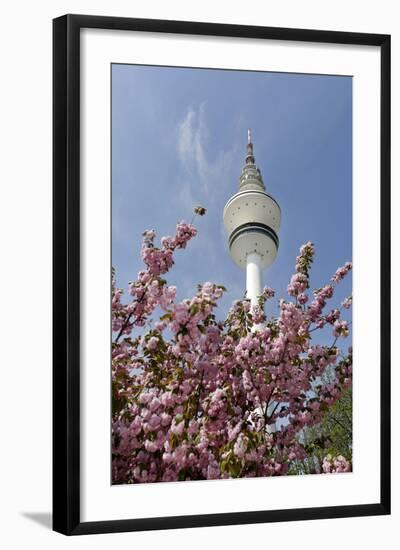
[[176, 103, 241, 200], [177, 103, 209, 187]]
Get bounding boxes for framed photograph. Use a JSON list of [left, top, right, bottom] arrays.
[[53, 14, 390, 535]]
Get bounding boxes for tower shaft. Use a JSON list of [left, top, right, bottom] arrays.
[[246, 252, 263, 308]]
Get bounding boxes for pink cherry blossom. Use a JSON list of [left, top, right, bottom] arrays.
[[111, 221, 352, 484]]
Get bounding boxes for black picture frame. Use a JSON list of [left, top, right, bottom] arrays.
[[53, 14, 391, 535]]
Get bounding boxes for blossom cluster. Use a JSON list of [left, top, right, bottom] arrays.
[[322, 454, 351, 473], [112, 221, 352, 484]]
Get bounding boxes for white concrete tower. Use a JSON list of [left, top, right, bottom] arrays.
[[223, 131, 281, 310]]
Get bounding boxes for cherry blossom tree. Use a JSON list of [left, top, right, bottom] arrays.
[[112, 213, 352, 484]]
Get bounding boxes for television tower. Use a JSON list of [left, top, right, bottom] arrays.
[[223, 131, 281, 310]]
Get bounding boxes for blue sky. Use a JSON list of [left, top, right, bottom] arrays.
[[112, 64, 352, 344]]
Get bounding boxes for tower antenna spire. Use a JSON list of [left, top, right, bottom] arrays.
[[246, 128, 255, 165]]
